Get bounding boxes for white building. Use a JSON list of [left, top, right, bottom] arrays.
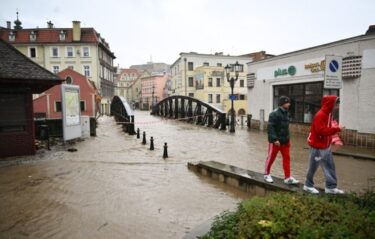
[[247, 26, 375, 148]]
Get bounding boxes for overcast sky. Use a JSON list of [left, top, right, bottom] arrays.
[[1, 0, 374, 68]]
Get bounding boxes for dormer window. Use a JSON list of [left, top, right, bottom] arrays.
[[29, 31, 36, 41], [59, 30, 66, 41], [9, 31, 15, 41]]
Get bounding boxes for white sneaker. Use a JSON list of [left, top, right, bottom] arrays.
[[303, 185, 319, 194], [284, 176, 299, 185], [325, 188, 344, 194], [264, 174, 273, 183]]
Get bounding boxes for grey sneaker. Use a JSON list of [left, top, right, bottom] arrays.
[[264, 174, 273, 183], [303, 185, 319, 194], [325, 188, 344, 194], [284, 176, 299, 185]]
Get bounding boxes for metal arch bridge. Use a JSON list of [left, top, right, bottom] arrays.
[[110, 96, 135, 135], [151, 95, 227, 130]]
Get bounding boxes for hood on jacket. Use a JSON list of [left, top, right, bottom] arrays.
[[320, 95, 338, 114]]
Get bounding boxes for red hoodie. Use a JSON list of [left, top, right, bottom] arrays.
[[308, 95, 341, 149]]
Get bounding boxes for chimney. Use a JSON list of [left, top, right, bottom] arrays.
[[47, 21, 54, 28], [366, 25, 375, 35], [6, 21, 11, 29], [72, 21, 81, 41]]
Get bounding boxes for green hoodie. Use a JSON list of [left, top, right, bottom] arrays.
[[267, 107, 290, 145]]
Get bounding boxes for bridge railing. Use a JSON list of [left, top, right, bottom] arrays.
[[151, 95, 227, 130], [110, 96, 135, 135]]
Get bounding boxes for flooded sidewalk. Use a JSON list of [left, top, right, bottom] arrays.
[[0, 111, 374, 238]]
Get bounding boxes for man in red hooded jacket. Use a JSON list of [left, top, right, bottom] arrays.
[[303, 95, 344, 194]]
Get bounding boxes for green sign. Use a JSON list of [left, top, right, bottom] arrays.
[[274, 65, 296, 77]]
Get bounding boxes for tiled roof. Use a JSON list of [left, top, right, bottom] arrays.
[[0, 28, 98, 44], [0, 38, 61, 81]]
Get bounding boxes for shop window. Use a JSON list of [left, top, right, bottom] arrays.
[[273, 82, 338, 124], [217, 63, 222, 67]]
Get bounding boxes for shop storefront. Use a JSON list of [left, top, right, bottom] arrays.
[[246, 27, 375, 148]]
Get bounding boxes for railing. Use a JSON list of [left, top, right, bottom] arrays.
[[151, 95, 227, 130], [110, 96, 135, 135]]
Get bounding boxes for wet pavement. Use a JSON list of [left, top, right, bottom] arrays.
[[1, 111, 375, 238]]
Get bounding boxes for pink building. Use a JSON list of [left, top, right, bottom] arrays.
[[33, 68, 99, 118], [140, 73, 169, 110]]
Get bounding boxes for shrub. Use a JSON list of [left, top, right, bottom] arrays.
[[201, 192, 375, 239]]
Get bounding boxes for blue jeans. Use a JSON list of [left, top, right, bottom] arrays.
[[305, 146, 337, 189]]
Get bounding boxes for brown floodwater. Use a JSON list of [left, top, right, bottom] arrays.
[[0, 111, 374, 238]]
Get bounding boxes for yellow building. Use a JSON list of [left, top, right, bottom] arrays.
[[194, 66, 248, 115], [0, 20, 116, 115]]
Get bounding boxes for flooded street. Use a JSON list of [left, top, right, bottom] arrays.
[[1, 111, 375, 238]]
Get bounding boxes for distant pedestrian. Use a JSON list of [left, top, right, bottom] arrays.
[[303, 96, 344, 194], [264, 96, 299, 184]]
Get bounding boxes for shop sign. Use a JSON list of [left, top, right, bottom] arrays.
[[305, 60, 326, 73], [324, 55, 342, 89], [274, 65, 296, 77]]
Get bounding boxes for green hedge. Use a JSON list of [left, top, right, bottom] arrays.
[[200, 192, 375, 239]]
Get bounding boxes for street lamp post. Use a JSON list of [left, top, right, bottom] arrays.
[[225, 61, 243, 133]]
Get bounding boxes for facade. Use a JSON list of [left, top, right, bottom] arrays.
[[247, 26, 375, 148], [194, 66, 248, 114], [0, 39, 62, 158], [0, 20, 116, 115], [130, 62, 170, 74], [115, 68, 140, 101], [140, 73, 169, 110], [33, 68, 99, 119]]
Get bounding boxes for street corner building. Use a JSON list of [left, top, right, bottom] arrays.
[[0, 39, 63, 158], [246, 25, 375, 148]]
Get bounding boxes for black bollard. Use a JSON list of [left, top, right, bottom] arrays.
[[137, 128, 140, 139], [163, 142, 168, 158], [142, 131, 146, 145], [150, 137, 154, 150]]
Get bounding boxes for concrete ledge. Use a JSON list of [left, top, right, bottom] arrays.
[[333, 151, 375, 160], [188, 160, 323, 195]]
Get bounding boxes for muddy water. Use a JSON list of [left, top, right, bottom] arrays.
[[0, 111, 374, 238]]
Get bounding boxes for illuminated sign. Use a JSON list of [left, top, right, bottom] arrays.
[[274, 65, 296, 77], [305, 60, 326, 73]]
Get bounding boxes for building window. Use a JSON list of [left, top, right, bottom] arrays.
[[240, 79, 245, 87], [83, 65, 91, 77], [68, 65, 74, 70], [203, 62, 209, 66], [216, 94, 221, 103], [83, 47, 90, 57], [208, 78, 213, 87], [188, 77, 194, 87], [0, 93, 26, 132], [273, 82, 333, 124], [80, 101, 86, 112], [66, 76, 73, 84], [208, 94, 213, 103], [188, 93, 194, 98], [66, 47, 74, 57], [8, 31, 15, 41], [29, 31, 37, 41], [55, 101, 62, 112], [52, 66, 59, 74], [217, 63, 222, 67], [216, 78, 221, 87], [239, 94, 245, 100], [51, 47, 59, 57], [188, 62, 194, 71], [29, 47, 37, 58]]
